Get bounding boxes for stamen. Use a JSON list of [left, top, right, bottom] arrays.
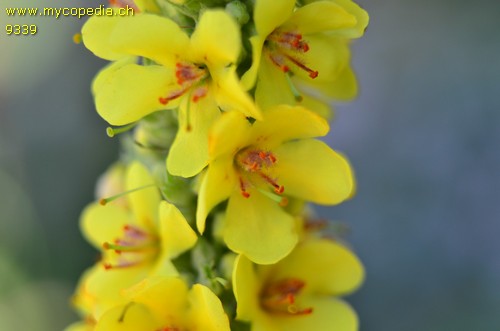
[[106, 122, 137, 138], [259, 173, 284, 194], [283, 54, 318, 78], [260, 278, 313, 316], [123, 224, 149, 238], [99, 184, 156, 206], [175, 63, 206, 85], [185, 91, 193, 132], [159, 87, 189, 105], [103, 261, 142, 269], [102, 242, 156, 252], [266, 29, 317, 79], [256, 187, 287, 206], [269, 54, 289, 73], [236, 149, 288, 203], [239, 177, 250, 198], [192, 86, 208, 102], [158, 62, 209, 109]]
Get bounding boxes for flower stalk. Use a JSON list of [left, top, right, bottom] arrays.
[[67, 0, 369, 330]]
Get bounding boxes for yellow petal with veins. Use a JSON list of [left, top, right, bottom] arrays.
[[284, 1, 357, 35], [190, 10, 241, 65], [254, 0, 295, 36], [224, 190, 298, 264], [95, 64, 177, 126], [272, 139, 355, 205]]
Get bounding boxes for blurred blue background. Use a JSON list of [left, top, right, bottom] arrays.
[[1, 0, 499, 330]]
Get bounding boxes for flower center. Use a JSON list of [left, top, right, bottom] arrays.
[[260, 278, 313, 316], [159, 62, 209, 106], [265, 29, 318, 79], [235, 148, 285, 200], [102, 224, 159, 270]]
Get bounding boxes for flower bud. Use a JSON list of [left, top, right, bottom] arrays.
[[225, 1, 249, 25]]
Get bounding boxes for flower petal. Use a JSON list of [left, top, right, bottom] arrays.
[[291, 35, 350, 83], [304, 0, 369, 38], [224, 190, 298, 264], [233, 255, 261, 320], [92, 57, 137, 96], [85, 264, 149, 318], [255, 58, 333, 118], [167, 93, 220, 177], [254, 0, 295, 36], [208, 110, 253, 160], [212, 67, 262, 120], [158, 201, 197, 258], [80, 202, 130, 250], [273, 139, 355, 204], [125, 162, 161, 230], [254, 58, 294, 110], [95, 63, 176, 125], [125, 276, 188, 322], [95, 302, 161, 331], [196, 156, 236, 234], [268, 239, 364, 296], [284, 1, 357, 35], [250, 105, 329, 148], [189, 284, 231, 331], [272, 297, 358, 331], [110, 14, 189, 67], [190, 10, 240, 65], [134, 0, 160, 13], [300, 63, 358, 100], [81, 16, 123, 60], [240, 36, 265, 90]]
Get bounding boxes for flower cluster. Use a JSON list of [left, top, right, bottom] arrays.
[[68, 0, 368, 330]]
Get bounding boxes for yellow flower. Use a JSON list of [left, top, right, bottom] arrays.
[[233, 239, 364, 331], [197, 105, 355, 264], [242, 0, 369, 116], [82, 11, 261, 177], [94, 276, 230, 331], [78, 161, 197, 318]]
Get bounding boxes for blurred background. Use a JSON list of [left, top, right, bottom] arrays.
[[1, 0, 499, 330]]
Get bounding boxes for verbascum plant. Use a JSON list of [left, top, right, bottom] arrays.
[[67, 0, 368, 330]]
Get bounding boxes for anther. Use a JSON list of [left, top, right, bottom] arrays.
[[260, 278, 313, 316], [284, 54, 318, 78], [192, 87, 208, 102], [239, 177, 250, 198], [259, 173, 285, 194]]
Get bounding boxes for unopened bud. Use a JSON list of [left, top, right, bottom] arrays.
[[226, 1, 249, 25]]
